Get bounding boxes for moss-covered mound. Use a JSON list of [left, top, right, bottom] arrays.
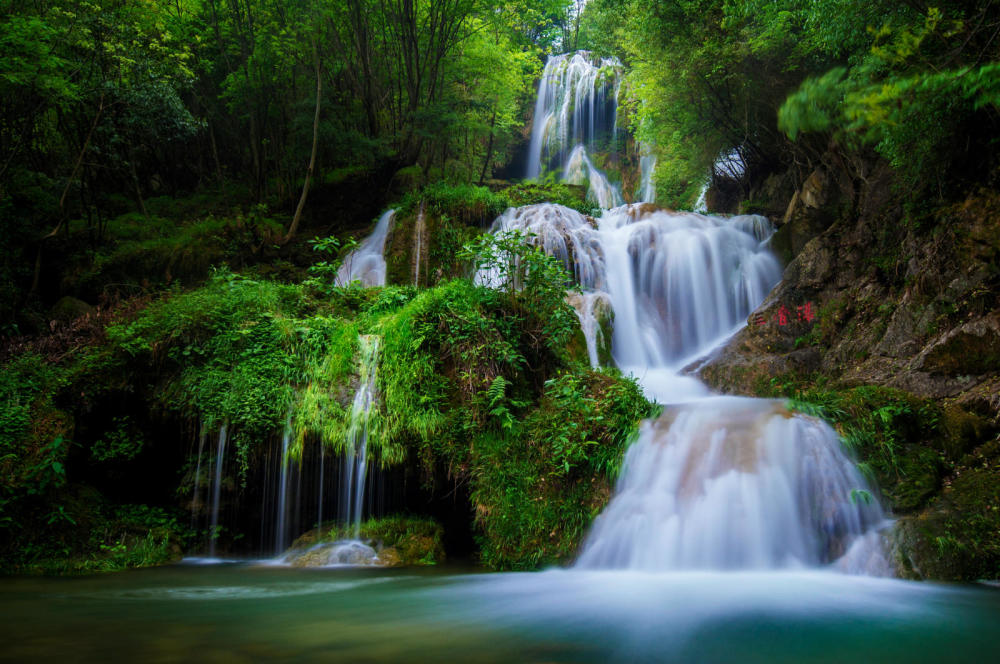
[[1, 226, 654, 572]]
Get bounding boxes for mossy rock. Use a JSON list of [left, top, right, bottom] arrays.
[[49, 296, 96, 323], [892, 438, 1000, 581], [883, 444, 943, 513], [941, 404, 991, 460]]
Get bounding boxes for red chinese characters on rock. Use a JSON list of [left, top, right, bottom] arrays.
[[796, 301, 816, 323], [750, 302, 817, 328]]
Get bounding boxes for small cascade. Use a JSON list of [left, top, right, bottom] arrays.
[[638, 147, 656, 203], [575, 398, 888, 571], [317, 440, 325, 531], [340, 335, 380, 539], [190, 422, 207, 530], [564, 145, 623, 208], [336, 209, 395, 287], [413, 203, 426, 286], [274, 418, 293, 554], [281, 334, 384, 566], [693, 181, 709, 213], [525, 51, 623, 208], [567, 291, 612, 369], [208, 423, 228, 557]]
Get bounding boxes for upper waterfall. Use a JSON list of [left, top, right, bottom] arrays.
[[525, 52, 624, 208]]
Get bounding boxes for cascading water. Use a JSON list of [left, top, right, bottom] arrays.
[[489, 203, 782, 401], [336, 209, 395, 287], [638, 145, 656, 203], [208, 423, 228, 557], [484, 201, 891, 574], [413, 203, 426, 286], [280, 334, 384, 566], [341, 335, 379, 540], [274, 417, 293, 553], [525, 52, 623, 208], [575, 397, 889, 571], [190, 421, 207, 531]]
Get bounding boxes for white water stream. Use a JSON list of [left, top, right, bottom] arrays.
[[208, 423, 228, 558], [487, 199, 891, 573], [336, 209, 395, 287]]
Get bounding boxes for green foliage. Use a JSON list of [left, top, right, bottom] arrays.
[[0, 354, 71, 523], [105, 269, 371, 475], [460, 230, 579, 347], [472, 368, 653, 569], [502, 182, 591, 214], [398, 182, 511, 227], [90, 416, 144, 462], [779, 6, 1000, 196], [527, 369, 657, 479]]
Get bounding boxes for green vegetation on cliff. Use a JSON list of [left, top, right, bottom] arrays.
[[1, 218, 653, 572]]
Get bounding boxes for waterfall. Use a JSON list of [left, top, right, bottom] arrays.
[[567, 291, 612, 369], [275, 418, 293, 554], [413, 203, 426, 286], [693, 180, 709, 213], [190, 421, 206, 530], [488, 203, 781, 394], [575, 398, 888, 571], [564, 145, 623, 208], [208, 423, 228, 557], [341, 335, 379, 539], [279, 335, 384, 566], [481, 200, 891, 574], [638, 146, 656, 203], [336, 209, 395, 287], [317, 440, 325, 530], [525, 51, 623, 208]]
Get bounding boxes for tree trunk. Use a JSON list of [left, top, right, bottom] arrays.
[[30, 92, 105, 296], [284, 48, 322, 244], [479, 111, 497, 185]]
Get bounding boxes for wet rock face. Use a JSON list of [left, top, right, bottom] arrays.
[[916, 312, 1000, 375], [770, 168, 843, 264], [700, 171, 1000, 408]]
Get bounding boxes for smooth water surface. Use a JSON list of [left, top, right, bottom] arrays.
[[2, 564, 999, 663]]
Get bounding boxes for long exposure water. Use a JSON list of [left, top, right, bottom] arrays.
[[3, 50, 996, 663], [2, 563, 999, 663]]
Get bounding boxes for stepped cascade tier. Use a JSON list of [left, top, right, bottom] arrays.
[[575, 397, 889, 572], [483, 199, 891, 574], [489, 203, 782, 396]]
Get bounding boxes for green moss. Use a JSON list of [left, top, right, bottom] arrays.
[[786, 384, 947, 513], [471, 368, 655, 569], [502, 182, 590, 214], [72, 205, 285, 296], [894, 438, 1000, 581]]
